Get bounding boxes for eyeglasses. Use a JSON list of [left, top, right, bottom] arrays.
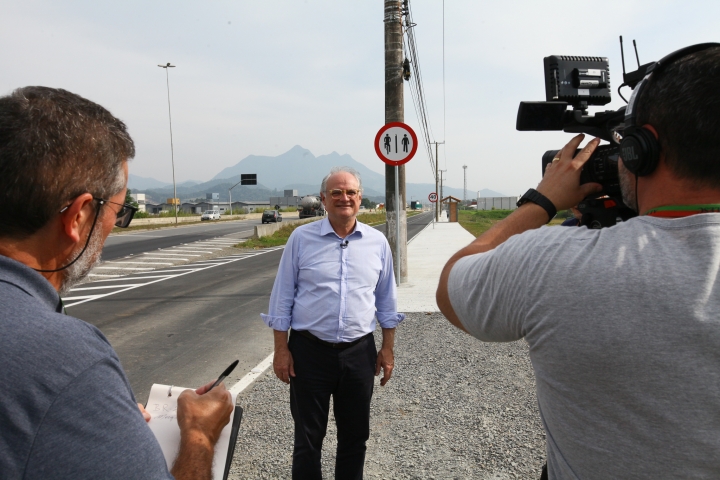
[[59, 197, 138, 228], [94, 197, 138, 228], [328, 189, 360, 199]]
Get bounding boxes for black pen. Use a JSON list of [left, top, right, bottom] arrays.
[[208, 359, 239, 391]]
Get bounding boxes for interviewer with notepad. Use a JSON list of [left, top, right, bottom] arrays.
[[0, 87, 233, 480]]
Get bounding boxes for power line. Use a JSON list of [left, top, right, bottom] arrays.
[[402, 0, 439, 181]]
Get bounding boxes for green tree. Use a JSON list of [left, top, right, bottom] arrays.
[[361, 197, 376, 209], [125, 189, 139, 208]]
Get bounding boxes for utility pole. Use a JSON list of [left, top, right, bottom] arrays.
[[430, 141, 444, 222], [463, 165, 468, 205], [440, 169, 447, 217], [384, 0, 407, 283]]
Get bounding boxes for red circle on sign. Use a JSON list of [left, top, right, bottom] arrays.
[[374, 122, 418, 166], [428, 192, 438, 203]]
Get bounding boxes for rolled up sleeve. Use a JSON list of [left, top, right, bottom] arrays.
[[260, 313, 292, 331]]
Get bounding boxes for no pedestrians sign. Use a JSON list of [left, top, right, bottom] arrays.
[[374, 122, 418, 166]]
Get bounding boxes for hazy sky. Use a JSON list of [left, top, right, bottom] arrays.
[[2, 1, 717, 196]]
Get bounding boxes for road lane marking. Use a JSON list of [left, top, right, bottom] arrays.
[[70, 284, 145, 291], [112, 261, 175, 265], [89, 274, 181, 282], [169, 249, 218, 252], [229, 352, 275, 395], [65, 247, 286, 308], [94, 266, 155, 270]]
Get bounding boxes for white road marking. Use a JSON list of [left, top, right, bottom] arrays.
[[112, 261, 174, 265], [70, 284, 145, 291], [87, 273, 122, 277], [143, 252, 199, 257], [89, 274, 180, 282], [94, 266, 155, 270], [229, 352, 275, 395]]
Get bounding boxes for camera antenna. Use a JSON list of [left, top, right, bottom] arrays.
[[633, 39, 641, 67], [618, 36, 629, 103]]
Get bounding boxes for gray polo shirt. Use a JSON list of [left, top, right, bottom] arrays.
[[0, 255, 172, 479], [449, 215, 720, 478]]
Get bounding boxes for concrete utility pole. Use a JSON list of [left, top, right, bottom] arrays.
[[463, 165, 468, 204], [440, 169, 447, 215], [430, 141, 444, 222], [384, 0, 407, 283]]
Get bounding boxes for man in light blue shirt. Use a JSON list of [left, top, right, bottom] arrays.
[[261, 166, 404, 479]]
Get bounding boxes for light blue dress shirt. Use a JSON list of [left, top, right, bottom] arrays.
[[261, 217, 405, 342]]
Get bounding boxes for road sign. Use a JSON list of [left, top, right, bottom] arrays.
[[374, 122, 418, 166], [241, 174, 257, 185], [428, 192, 438, 203]]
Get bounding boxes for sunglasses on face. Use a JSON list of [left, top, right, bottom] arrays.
[[95, 198, 138, 228], [328, 189, 360, 199], [59, 197, 138, 228]]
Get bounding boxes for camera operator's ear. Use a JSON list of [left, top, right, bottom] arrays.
[[642, 124, 659, 140], [60, 194, 96, 243], [620, 124, 662, 177]]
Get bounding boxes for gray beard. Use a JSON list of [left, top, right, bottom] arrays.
[[59, 223, 104, 296]]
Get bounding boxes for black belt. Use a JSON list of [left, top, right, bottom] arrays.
[[293, 329, 371, 350]]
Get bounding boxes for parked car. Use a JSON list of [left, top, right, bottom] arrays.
[[261, 210, 283, 224], [201, 210, 221, 221]]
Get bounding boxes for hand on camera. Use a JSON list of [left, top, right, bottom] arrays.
[[537, 134, 603, 211]]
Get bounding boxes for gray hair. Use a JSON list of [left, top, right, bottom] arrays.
[[0, 86, 134, 238], [320, 166, 363, 194]]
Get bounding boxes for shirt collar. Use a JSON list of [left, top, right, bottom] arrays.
[[319, 217, 366, 239], [0, 254, 64, 314]]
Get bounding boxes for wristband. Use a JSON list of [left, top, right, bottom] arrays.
[[517, 188, 557, 223]]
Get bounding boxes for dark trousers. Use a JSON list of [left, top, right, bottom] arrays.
[[289, 331, 377, 480]]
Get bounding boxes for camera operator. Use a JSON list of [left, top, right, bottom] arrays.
[[437, 46, 720, 478]]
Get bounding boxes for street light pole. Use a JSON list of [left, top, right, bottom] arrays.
[[229, 178, 244, 216], [158, 62, 178, 225]]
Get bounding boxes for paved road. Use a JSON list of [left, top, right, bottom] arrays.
[[102, 218, 263, 261], [67, 211, 435, 402]]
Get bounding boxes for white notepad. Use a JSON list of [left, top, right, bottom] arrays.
[[146, 384, 238, 480]]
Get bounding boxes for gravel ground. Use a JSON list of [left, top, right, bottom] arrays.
[[229, 313, 546, 479]]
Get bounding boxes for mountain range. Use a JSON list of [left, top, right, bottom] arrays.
[[129, 145, 507, 204]]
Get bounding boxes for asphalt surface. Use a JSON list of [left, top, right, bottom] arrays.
[[67, 211, 435, 402], [101, 218, 260, 261]]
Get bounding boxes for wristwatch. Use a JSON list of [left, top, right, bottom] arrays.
[[517, 188, 557, 223]]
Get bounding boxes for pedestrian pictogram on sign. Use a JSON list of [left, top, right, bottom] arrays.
[[428, 192, 438, 203], [374, 122, 418, 166]]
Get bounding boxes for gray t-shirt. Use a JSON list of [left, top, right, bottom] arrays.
[[449, 214, 720, 479], [0, 255, 172, 479]]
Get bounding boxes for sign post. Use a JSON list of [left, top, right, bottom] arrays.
[[229, 174, 257, 216], [375, 122, 418, 285]]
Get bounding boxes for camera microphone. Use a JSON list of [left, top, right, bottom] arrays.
[[340, 240, 349, 249]]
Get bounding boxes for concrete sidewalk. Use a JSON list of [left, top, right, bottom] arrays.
[[397, 219, 475, 313]]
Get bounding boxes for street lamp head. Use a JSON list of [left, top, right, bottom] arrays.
[[157, 63, 175, 68]]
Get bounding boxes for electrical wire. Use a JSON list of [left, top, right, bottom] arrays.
[[402, 0, 439, 180]]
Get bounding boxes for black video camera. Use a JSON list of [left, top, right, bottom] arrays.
[[516, 54, 636, 228]]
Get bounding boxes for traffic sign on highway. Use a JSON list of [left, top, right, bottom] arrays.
[[428, 192, 438, 203], [374, 122, 418, 166]]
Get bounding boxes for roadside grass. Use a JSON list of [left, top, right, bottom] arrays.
[[458, 209, 572, 237], [239, 210, 426, 248], [240, 222, 308, 248]]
